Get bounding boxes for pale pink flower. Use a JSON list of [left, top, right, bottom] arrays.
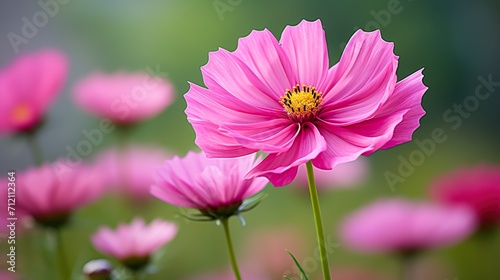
[[340, 199, 476, 253], [73, 71, 174, 124], [293, 157, 369, 190], [16, 160, 105, 227], [185, 19, 427, 186], [93, 146, 171, 200], [0, 49, 67, 134], [430, 165, 500, 227], [151, 151, 268, 218], [91, 218, 177, 269]]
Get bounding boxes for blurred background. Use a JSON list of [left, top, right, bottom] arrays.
[[0, 0, 499, 279]]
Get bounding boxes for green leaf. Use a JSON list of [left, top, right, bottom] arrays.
[[238, 193, 268, 213], [285, 250, 309, 280]]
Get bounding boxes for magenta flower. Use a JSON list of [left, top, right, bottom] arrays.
[[340, 199, 476, 253], [17, 160, 104, 227], [185, 19, 427, 186], [430, 165, 500, 228], [73, 71, 174, 124], [151, 151, 268, 219], [91, 218, 178, 270], [293, 157, 369, 190], [0, 49, 67, 134], [93, 146, 171, 200]]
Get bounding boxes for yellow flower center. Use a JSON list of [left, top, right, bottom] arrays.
[[280, 84, 323, 120], [11, 104, 31, 124]]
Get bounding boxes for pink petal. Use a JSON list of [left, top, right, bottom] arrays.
[[320, 30, 397, 125], [201, 48, 283, 113], [248, 123, 326, 186], [380, 69, 428, 149], [185, 83, 261, 157], [341, 109, 408, 156], [311, 119, 404, 170], [280, 19, 329, 87], [233, 29, 294, 95], [223, 119, 300, 154]]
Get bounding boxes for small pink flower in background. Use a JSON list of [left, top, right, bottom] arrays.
[[16, 160, 104, 227], [93, 146, 171, 200], [151, 151, 268, 218], [243, 227, 308, 278], [340, 199, 476, 253], [91, 218, 177, 270], [430, 165, 500, 228], [293, 157, 369, 190], [185, 19, 427, 186], [0, 49, 67, 134], [73, 71, 174, 124]]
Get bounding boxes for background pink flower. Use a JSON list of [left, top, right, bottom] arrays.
[[185, 19, 427, 186], [0, 49, 67, 134], [16, 159, 105, 227], [430, 165, 500, 227], [340, 199, 476, 253], [151, 151, 268, 216], [93, 145, 171, 200], [73, 71, 174, 124], [91, 218, 177, 262], [293, 157, 369, 191]]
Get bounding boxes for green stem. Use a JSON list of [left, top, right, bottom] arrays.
[[221, 219, 242, 280], [54, 229, 70, 280], [400, 253, 416, 280], [305, 161, 330, 280], [26, 134, 44, 165]]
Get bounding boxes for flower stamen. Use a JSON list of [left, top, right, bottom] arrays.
[[280, 84, 323, 121]]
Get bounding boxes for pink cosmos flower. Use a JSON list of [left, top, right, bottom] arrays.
[[151, 151, 268, 218], [430, 165, 500, 227], [293, 157, 369, 190], [340, 199, 476, 253], [185, 19, 427, 186], [17, 160, 104, 227], [73, 71, 174, 124], [93, 146, 171, 200], [0, 49, 67, 134], [91, 218, 177, 270]]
